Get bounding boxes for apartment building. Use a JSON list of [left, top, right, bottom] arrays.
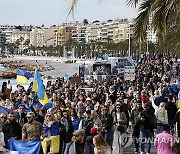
[[0, 31, 6, 45], [72, 23, 87, 43], [86, 20, 101, 43], [30, 27, 56, 47], [86, 19, 130, 43], [56, 24, 75, 46], [0, 25, 16, 31], [11, 30, 30, 44], [113, 23, 128, 43]]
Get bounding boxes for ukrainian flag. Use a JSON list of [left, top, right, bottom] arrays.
[[41, 135, 60, 153], [16, 69, 32, 83], [104, 53, 109, 61], [33, 70, 48, 105]]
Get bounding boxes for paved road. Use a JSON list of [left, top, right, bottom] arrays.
[[124, 144, 157, 153]]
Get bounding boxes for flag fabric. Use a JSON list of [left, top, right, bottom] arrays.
[[64, 73, 70, 80], [0, 106, 12, 114], [104, 54, 109, 61], [33, 70, 48, 105], [8, 139, 41, 154], [16, 69, 32, 83], [41, 135, 60, 154]]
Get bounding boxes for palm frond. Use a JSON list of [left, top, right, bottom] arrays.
[[126, 0, 140, 8], [134, 0, 156, 41], [67, 0, 78, 17]]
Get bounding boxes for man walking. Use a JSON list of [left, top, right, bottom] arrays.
[[139, 103, 156, 154], [64, 129, 94, 154]]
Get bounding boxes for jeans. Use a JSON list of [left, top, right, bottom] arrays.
[[102, 129, 111, 145], [169, 120, 174, 135], [140, 129, 153, 153]]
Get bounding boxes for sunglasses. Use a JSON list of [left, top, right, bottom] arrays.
[[1, 117, 6, 119], [47, 115, 52, 117]]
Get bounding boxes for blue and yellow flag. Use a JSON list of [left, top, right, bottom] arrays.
[[16, 69, 32, 83], [33, 70, 48, 105], [41, 135, 60, 153], [104, 53, 109, 61]]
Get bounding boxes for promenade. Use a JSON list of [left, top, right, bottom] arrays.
[[124, 145, 157, 153]]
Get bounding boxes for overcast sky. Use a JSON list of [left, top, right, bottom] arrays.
[[0, 0, 137, 26]]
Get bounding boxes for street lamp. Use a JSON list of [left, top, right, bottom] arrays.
[[128, 24, 131, 57]]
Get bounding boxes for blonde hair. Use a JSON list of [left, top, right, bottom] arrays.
[[93, 134, 109, 154], [44, 113, 57, 124]]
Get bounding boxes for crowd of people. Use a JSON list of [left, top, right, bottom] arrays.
[[0, 53, 179, 154]]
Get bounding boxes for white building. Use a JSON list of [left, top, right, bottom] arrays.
[[11, 30, 30, 44], [72, 23, 87, 43], [86, 20, 101, 43], [30, 27, 56, 47]]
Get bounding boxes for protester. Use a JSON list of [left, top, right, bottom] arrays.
[[16, 104, 27, 127], [42, 112, 60, 153], [154, 124, 174, 154], [155, 102, 168, 134], [112, 102, 127, 154], [3, 112, 22, 147], [22, 112, 46, 141], [0, 82, 12, 100], [99, 106, 113, 145], [139, 103, 157, 154], [93, 134, 111, 154], [0, 54, 178, 154], [64, 129, 94, 154], [130, 100, 143, 153]]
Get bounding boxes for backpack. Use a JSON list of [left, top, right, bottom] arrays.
[[66, 141, 93, 154]]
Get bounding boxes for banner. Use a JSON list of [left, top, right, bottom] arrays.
[[124, 66, 135, 81], [8, 139, 41, 154]]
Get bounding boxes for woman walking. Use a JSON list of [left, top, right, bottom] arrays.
[[93, 134, 111, 154]]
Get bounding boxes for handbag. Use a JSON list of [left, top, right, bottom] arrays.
[[117, 125, 125, 133]]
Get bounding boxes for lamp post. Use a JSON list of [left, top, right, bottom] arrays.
[[128, 24, 131, 57]]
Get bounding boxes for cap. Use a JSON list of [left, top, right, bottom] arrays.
[[73, 129, 86, 137], [26, 112, 35, 117], [90, 127, 98, 135]]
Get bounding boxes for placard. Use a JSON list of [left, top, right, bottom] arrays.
[[70, 76, 81, 83], [124, 66, 135, 81]]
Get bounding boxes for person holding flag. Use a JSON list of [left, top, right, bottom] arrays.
[[33, 70, 48, 106], [42, 112, 60, 153]]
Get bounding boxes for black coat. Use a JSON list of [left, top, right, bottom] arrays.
[[3, 121, 22, 147]]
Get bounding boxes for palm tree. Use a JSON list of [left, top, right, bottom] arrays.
[[127, 0, 179, 43], [19, 37, 24, 54]]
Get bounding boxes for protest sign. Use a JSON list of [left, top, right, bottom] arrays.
[[124, 66, 135, 81], [70, 76, 81, 83]]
